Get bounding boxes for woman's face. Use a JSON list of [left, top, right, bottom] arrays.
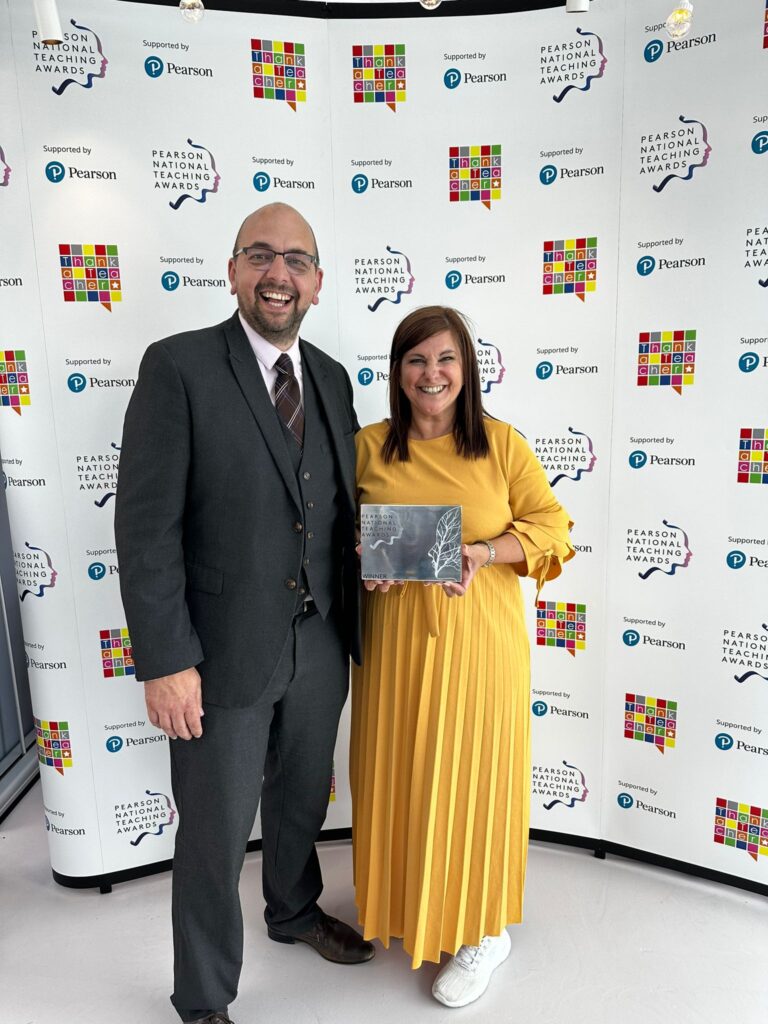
[[399, 329, 464, 422]]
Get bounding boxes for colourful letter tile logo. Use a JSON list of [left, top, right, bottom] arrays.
[[714, 798, 768, 861], [59, 244, 121, 311], [352, 44, 406, 111], [738, 428, 768, 484], [624, 693, 676, 753], [536, 600, 586, 656], [637, 330, 696, 394], [0, 350, 30, 416], [251, 39, 306, 110], [764, 1, 768, 48], [99, 627, 134, 678], [35, 718, 72, 775], [542, 238, 597, 301], [449, 145, 501, 209]]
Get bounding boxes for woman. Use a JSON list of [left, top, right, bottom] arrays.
[[350, 306, 574, 1007]]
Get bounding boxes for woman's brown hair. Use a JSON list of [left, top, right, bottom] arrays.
[[382, 305, 490, 463]]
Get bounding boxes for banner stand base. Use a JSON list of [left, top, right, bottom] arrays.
[[50, 826, 767, 899]]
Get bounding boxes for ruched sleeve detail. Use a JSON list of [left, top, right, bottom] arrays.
[[503, 425, 575, 601]]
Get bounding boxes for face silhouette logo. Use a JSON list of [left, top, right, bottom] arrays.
[[17, 542, 58, 601], [364, 245, 415, 312], [0, 145, 10, 187], [50, 20, 108, 95]]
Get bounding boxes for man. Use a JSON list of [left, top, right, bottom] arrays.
[[115, 203, 372, 1024]]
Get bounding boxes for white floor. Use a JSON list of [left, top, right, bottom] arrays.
[[2, 781, 767, 1024]]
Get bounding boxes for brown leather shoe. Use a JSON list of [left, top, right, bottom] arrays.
[[189, 1014, 234, 1024], [268, 912, 375, 964]]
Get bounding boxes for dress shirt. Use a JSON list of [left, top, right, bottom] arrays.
[[238, 312, 303, 405]]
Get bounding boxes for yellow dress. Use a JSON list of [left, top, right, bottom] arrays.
[[350, 418, 574, 969]]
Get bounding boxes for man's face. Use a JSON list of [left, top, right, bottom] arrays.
[[228, 206, 322, 347]]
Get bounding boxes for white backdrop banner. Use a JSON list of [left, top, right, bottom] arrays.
[[0, 0, 765, 888]]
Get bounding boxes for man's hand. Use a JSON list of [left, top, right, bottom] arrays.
[[144, 667, 203, 740]]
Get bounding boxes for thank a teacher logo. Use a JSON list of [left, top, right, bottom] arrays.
[[32, 19, 109, 94]]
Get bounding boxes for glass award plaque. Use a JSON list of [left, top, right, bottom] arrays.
[[360, 504, 463, 582]]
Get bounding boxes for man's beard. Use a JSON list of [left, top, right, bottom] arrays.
[[238, 289, 310, 346]]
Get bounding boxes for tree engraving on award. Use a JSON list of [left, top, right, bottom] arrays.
[[361, 504, 462, 582]]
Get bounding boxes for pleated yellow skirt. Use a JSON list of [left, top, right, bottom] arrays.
[[350, 565, 531, 969]]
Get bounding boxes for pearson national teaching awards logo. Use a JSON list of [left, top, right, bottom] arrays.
[[534, 427, 596, 487], [59, 244, 121, 310], [536, 601, 586, 656], [723, 620, 768, 686], [99, 628, 134, 678], [626, 519, 692, 580], [542, 237, 597, 301], [114, 789, 177, 845], [624, 693, 677, 754], [33, 19, 108, 94], [355, 245, 414, 311], [473, 338, 505, 394], [640, 115, 711, 192], [532, 761, 589, 810], [737, 428, 767, 484], [0, 144, 10, 187], [449, 145, 501, 209], [15, 542, 57, 601], [714, 798, 768, 862], [251, 39, 306, 110], [637, 329, 696, 393], [153, 140, 220, 210], [541, 27, 607, 103], [353, 44, 406, 110], [0, 350, 30, 416], [35, 718, 72, 775]]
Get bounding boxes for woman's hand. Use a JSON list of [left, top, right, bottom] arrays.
[[440, 543, 488, 598], [363, 578, 404, 593]]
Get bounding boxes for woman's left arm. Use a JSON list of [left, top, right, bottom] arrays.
[[440, 535, 525, 598]]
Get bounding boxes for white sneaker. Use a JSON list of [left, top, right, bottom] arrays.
[[431, 930, 511, 1008]]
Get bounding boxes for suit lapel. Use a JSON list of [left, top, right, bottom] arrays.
[[301, 341, 355, 502], [224, 313, 301, 511]]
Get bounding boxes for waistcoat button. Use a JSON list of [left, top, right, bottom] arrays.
[[285, 578, 297, 590]]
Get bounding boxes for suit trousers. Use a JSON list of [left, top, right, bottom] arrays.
[[169, 603, 349, 1021]]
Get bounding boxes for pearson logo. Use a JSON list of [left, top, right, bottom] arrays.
[[106, 735, 124, 752], [628, 449, 647, 468], [622, 629, 640, 646], [726, 550, 746, 569], [145, 55, 212, 79], [162, 271, 180, 291], [540, 164, 557, 185], [637, 255, 656, 276], [145, 55, 164, 77], [357, 368, 374, 386], [253, 171, 271, 192], [644, 39, 664, 63], [445, 270, 462, 289], [715, 732, 734, 751], [739, 352, 760, 373], [67, 372, 87, 392], [752, 131, 768, 155], [532, 700, 548, 716], [444, 67, 461, 89], [45, 160, 65, 183], [88, 561, 106, 580], [351, 173, 369, 193], [353, 43, 406, 112], [643, 32, 717, 62], [536, 361, 553, 380], [34, 19, 108, 95], [617, 792, 634, 809], [539, 162, 603, 184]]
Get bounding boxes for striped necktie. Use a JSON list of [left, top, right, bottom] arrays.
[[274, 352, 304, 447]]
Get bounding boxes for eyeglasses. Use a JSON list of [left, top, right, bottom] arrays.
[[233, 246, 318, 275]]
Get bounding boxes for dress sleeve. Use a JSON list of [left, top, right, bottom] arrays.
[[503, 425, 575, 600]]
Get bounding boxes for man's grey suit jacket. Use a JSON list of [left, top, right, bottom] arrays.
[[114, 311, 361, 708]]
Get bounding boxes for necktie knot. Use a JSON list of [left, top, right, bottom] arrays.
[[275, 353, 294, 376]]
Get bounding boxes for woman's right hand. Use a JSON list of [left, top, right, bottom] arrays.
[[363, 578, 403, 593]]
